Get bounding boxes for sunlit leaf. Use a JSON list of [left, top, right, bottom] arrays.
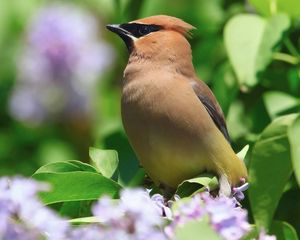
[[224, 14, 290, 87], [33, 161, 121, 205], [248, 114, 298, 229], [264, 91, 299, 119], [176, 174, 218, 197], [226, 100, 251, 140], [175, 219, 221, 240], [35, 160, 98, 174], [89, 147, 119, 178], [33, 171, 121, 205], [250, 0, 300, 18]]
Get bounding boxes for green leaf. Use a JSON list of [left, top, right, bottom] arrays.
[[89, 148, 119, 178], [288, 115, 300, 186], [35, 160, 98, 174], [212, 63, 238, 116], [175, 220, 221, 240], [243, 226, 260, 240], [102, 130, 140, 186], [227, 100, 251, 140], [250, 0, 300, 18], [59, 201, 92, 219], [256, 14, 290, 67], [270, 221, 299, 240], [176, 174, 218, 198], [264, 91, 299, 119], [288, 68, 300, 95], [224, 14, 290, 87], [248, 114, 298, 229], [33, 171, 121, 205], [127, 168, 147, 187]]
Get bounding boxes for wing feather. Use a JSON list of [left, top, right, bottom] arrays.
[[190, 80, 231, 142]]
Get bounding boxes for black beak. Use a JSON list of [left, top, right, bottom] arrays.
[[106, 24, 133, 52], [106, 24, 130, 37]]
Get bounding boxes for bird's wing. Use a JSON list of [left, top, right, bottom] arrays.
[[190, 79, 231, 142]]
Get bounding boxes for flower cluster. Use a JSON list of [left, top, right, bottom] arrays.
[[9, 3, 114, 124], [0, 176, 276, 240], [165, 193, 251, 240], [91, 189, 167, 240], [0, 177, 69, 239], [203, 193, 251, 240]]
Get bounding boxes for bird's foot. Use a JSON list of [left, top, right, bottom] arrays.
[[159, 182, 176, 200], [218, 175, 249, 205]]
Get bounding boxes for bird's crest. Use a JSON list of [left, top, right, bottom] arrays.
[[131, 15, 195, 37]]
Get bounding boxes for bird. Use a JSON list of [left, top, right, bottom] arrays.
[[106, 15, 247, 196]]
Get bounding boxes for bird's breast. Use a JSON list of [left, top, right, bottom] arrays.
[[121, 76, 215, 186]]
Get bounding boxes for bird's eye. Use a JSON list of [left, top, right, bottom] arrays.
[[119, 23, 161, 38], [138, 25, 151, 36]]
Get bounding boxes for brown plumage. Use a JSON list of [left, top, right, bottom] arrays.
[[107, 15, 247, 196]]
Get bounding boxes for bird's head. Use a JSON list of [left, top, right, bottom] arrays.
[[106, 15, 195, 55]]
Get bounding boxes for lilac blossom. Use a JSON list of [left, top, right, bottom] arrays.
[[68, 225, 106, 240], [92, 188, 167, 240], [166, 192, 251, 240], [232, 179, 249, 201], [202, 193, 251, 240], [9, 3, 114, 124], [0, 177, 69, 239], [151, 193, 174, 219], [0, 176, 261, 240]]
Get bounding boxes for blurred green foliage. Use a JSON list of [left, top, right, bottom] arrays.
[[1, 0, 300, 238]]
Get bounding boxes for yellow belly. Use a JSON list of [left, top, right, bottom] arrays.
[[122, 110, 247, 189]]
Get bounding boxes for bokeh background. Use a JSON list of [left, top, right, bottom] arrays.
[[1, 0, 300, 236]]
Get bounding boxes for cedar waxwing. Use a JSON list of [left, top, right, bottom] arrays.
[[107, 15, 247, 196]]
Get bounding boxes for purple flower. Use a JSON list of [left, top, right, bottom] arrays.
[[0, 176, 254, 240], [92, 196, 124, 224], [10, 3, 114, 124], [69, 225, 106, 240], [151, 193, 173, 219], [174, 195, 204, 225], [0, 177, 69, 239], [120, 189, 163, 227], [201, 193, 251, 240], [1, 223, 38, 240], [166, 192, 251, 240], [92, 188, 167, 240], [165, 194, 204, 238], [232, 180, 249, 201]]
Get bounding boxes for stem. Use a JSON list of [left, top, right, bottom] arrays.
[[284, 38, 300, 57], [273, 52, 300, 65]]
